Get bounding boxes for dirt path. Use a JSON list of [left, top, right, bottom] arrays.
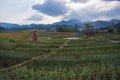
[[59, 39, 70, 49], [0, 40, 70, 72]]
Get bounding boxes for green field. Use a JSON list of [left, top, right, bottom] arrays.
[[0, 31, 120, 80]]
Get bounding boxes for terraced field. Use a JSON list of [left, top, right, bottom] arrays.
[[0, 31, 120, 80]]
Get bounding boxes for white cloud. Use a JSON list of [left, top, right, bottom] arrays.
[[95, 0, 119, 12], [0, 0, 120, 24], [71, 0, 90, 3], [63, 0, 120, 21], [0, 0, 37, 24], [26, 14, 43, 21]]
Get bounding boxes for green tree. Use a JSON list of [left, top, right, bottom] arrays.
[[83, 23, 95, 39]]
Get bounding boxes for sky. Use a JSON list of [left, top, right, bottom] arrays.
[[0, 0, 120, 24]]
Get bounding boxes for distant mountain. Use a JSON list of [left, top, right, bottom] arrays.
[[0, 26, 6, 31], [51, 19, 120, 28], [99, 21, 120, 32], [0, 22, 20, 29], [90, 20, 114, 28], [110, 19, 120, 24], [0, 19, 120, 30], [90, 19, 120, 28], [52, 19, 84, 27], [22, 24, 47, 30], [0, 23, 47, 31]]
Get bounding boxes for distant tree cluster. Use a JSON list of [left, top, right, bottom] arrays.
[[56, 26, 77, 32], [112, 22, 120, 32], [100, 22, 120, 33]]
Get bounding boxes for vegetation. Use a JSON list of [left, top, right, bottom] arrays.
[[99, 21, 120, 33], [0, 30, 120, 80], [56, 26, 77, 32], [83, 23, 95, 38]]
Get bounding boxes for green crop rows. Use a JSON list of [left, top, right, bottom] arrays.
[[0, 31, 120, 80]]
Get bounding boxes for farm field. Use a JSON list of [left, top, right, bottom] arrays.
[[0, 31, 120, 80]]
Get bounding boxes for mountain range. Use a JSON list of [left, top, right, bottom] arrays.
[[0, 19, 120, 31]]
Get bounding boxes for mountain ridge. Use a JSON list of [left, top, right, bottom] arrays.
[[0, 19, 120, 29]]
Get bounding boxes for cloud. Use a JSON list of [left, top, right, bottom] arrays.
[[32, 0, 69, 17], [102, 0, 120, 1], [63, 0, 120, 21], [63, 3, 99, 21], [101, 4, 120, 17], [26, 14, 43, 21], [71, 0, 90, 3]]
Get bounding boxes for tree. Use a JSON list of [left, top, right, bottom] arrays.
[[114, 22, 120, 32], [83, 23, 95, 39]]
